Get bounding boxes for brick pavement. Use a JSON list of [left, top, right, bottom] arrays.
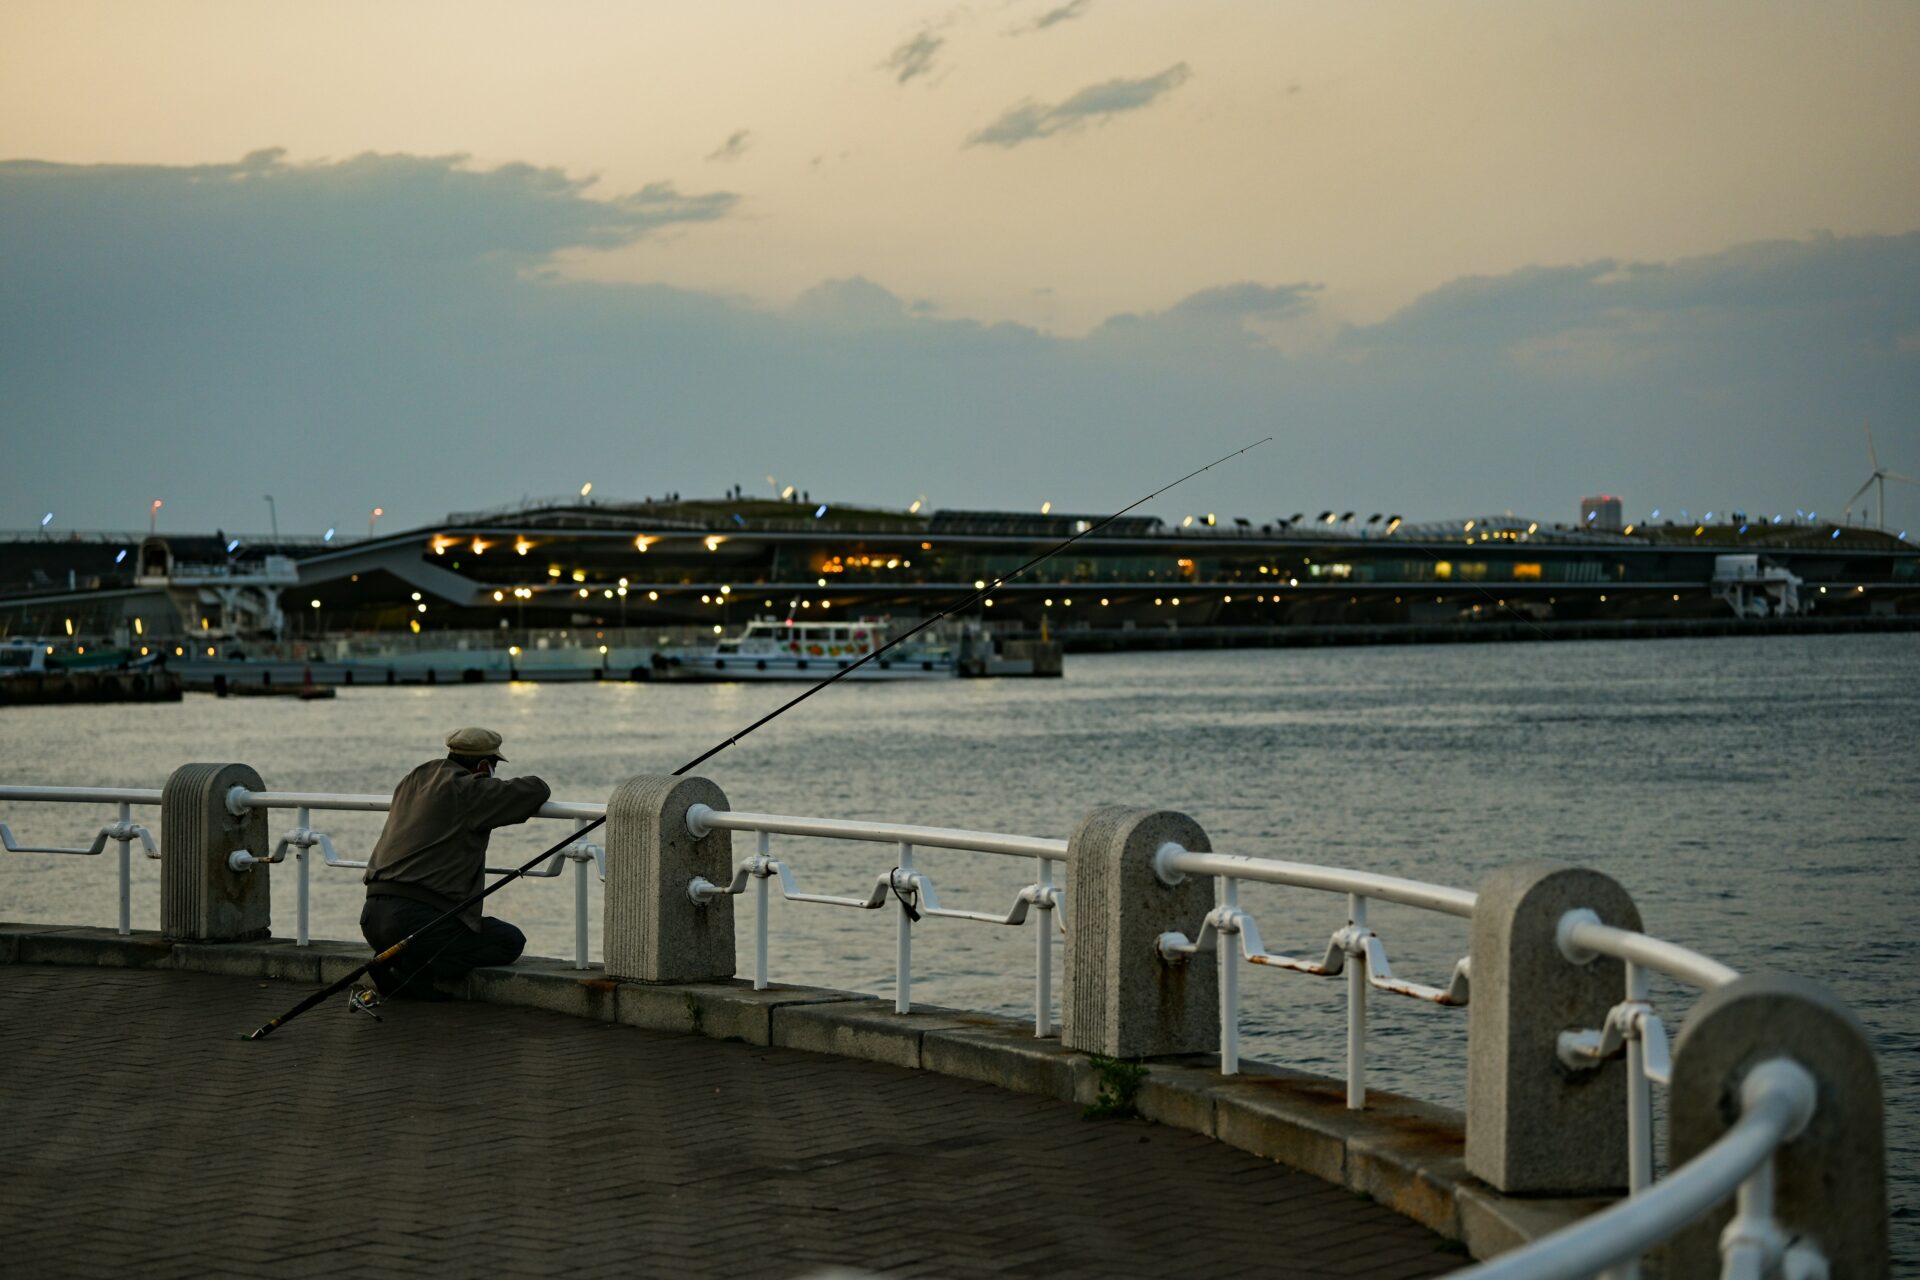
[[0, 967, 1460, 1278]]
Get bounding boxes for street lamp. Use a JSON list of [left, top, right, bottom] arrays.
[[149, 500, 163, 535], [369, 506, 384, 536], [263, 495, 278, 540]]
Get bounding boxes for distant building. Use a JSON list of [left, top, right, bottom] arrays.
[[1581, 495, 1624, 531]]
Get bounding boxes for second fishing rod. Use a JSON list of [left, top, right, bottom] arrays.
[[244, 438, 1269, 1040]]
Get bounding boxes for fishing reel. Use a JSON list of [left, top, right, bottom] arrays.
[[346, 985, 385, 1022]]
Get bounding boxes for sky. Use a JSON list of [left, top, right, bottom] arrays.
[[2, 1, 1918, 536]]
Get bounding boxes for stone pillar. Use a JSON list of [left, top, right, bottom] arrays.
[[1466, 860, 1640, 1193], [1665, 974, 1887, 1276], [160, 763, 270, 942], [603, 775, 734, 983], [1062, 806, 1216, 1059]]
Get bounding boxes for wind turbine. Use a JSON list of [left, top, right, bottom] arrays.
[[1844, 424, 1919, 529]]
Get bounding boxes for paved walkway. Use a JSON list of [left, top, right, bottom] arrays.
[[0, 967, 1460, 1278]]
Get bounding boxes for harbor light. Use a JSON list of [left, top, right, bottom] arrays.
[[598, 645, 608, 655], [493, 591, 504, 601], [712, 625, 723, 634], [817, 577, 827, 587], [1100, 598, 1110, 606], [311, 599, 322, 609], [471, 538, 488, 555], [571, 569, 586, 582], [720, 585, 731, 595], [618, 577, 629, 588], [705, 535, 726, 551], [515, 539, 532, 556], [509, 645, 521, 656], [617, 587, 627, 597], [974, 580, 986, 590], [416, 603, 426, 613], [603, 589, 613, 599], [647, 591, 659, 601], [634, 536, 654, 552], [411, 592, 422, 601], [578, 588, 590, 597]]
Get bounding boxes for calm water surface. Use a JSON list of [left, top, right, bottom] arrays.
[[2, 634, 1914, 1259]]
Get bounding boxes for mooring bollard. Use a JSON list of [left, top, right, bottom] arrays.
[[1665, 973, 1889, 1277], [1466, 860, 1641, 1194], [603, 775, 734, 983], [159, 762, 270, 942], [1062, 806, 1217, 1059]]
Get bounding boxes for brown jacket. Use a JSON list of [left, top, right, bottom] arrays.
[[363, 758, 551, 929]]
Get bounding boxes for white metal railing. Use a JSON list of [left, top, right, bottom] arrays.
[[683, 805, 1068, 1035], [0, 786, 164, 936], [0, 784, 607, 969], [0, 783, 1836, 1276], [1151, 844, 1474, 1104]]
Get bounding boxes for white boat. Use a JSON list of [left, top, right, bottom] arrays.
[[651, 617, 955, 681]]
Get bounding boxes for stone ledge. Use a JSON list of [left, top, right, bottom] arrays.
[[466, 959, 620, 1022], [771, 997, 974, 1069], [0, 926, 1603, 1261], [922, 1020, 1099, 1105], [4, 923, 175, 969], [615, 979, 859, 1045]]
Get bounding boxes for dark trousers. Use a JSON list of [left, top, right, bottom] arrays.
[[360, 895, 525, 996]]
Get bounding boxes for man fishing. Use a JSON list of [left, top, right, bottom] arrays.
[[360, 727, 551, 1001]]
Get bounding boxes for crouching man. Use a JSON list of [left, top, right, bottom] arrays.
[[361, 727, 551, 1000]]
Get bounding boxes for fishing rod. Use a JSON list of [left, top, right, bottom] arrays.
[[244, 437, 1270, 1040]]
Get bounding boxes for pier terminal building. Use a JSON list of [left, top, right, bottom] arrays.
[[2, 495, 1916, 646]]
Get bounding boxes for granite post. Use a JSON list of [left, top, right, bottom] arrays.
[[1466, 860, 1640, 1194], [603, 775, 735, 983], [1062, 806, 1216, 1059], [160, 762, 270, 942], [1665, 973, 1888, 1276]]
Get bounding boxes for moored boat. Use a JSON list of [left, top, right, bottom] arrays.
[[651, 617, 955, 681]]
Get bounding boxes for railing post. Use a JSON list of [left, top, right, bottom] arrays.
[[1034, 856, 1055, 1038], [1346, 893, 1368, 1108], [1465, 860, 1640, 1194], [1061, 806, 1217, 1059], [116, 800, 132, 936], [895, 842, 913, 1014], [159, 763, 270, 942], [295, 805, 311, 947], [603, 775, 734, 982], [1664, 973, 1888, 1277], [572, 818, 590, 970]]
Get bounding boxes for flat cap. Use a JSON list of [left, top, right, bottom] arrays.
[[446, 727, 507, 760]]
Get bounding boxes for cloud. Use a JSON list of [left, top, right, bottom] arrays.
[[1016, 0, 1092, 34], [0, 149, 1914, 532], [882, 30, 944, 85], [967, 63, 1191, 147], [706, 130, 753, 163]]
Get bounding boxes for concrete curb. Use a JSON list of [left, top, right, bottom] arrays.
[[0, 923, 1601, 1259]]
